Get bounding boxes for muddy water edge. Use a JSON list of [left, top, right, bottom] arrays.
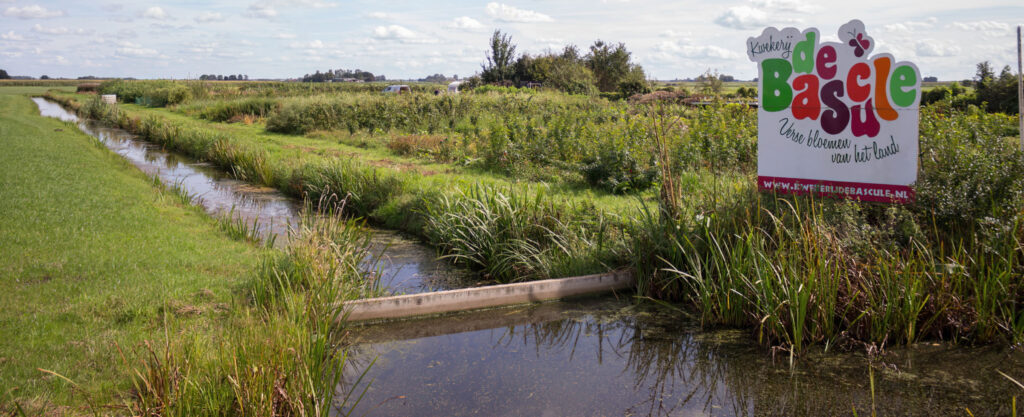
[[35, 97, 1024, 416], [33, 97, 473, 294]]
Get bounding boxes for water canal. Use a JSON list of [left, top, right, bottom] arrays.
[[35, 97, 1024, 416], [33, 97, 472, 294]]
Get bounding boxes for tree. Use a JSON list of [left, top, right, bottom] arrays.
[[40, 75, 50, 80], [481, 30, 516, 83], [698, 69, 723, 96], [586, 40, 635, 92], [0, 69, 10, 79], [974, 61, 1019, 114]]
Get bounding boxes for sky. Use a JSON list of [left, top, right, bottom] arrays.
[[1, 0, 1023, 81]]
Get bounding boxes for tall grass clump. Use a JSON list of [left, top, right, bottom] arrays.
[[288, 159, 409, 218], [422, 184, 617, 282], [99, 79, 196, 107], [124, 199, 376, 416], [177, 97, 280, 122]]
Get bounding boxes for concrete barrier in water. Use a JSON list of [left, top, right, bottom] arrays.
[[339, 269, 633, 323]]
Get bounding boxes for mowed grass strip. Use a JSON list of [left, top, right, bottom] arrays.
[[0, 91, 261, 408]]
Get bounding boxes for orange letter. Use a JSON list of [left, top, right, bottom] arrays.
[[873, 57, 898, 121]]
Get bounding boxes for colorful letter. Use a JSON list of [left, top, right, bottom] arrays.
[[872, 57, 898, 121], [851, 99, 881, 137], [761, 58, 793, 112], [820, 80, 849, 135], [815, 45, 837, 80], [846, 62, 871, 102], [792, 74, 820, 120], [792, 32, 817, 74], [890, 65, 918, 108]]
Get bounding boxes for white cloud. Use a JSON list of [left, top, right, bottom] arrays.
[[373, 25, 417, 40], [195, 12, 224, 23], [286, 0, 337, 8], [713, 6, 769, 30], [245, 4, 277, 19], [32, 24, 66, 35], [660, 30, 688, 38], [655, 40, 742, 59], [366, 12, 388, 19], [1, 30, 25, 41], [274, 33, 297, 39], [117, 46, 159, 57], [915, 40, 959, 57], [485, 3, 552, 23], [446, 16, 484, 30], [714, 0, 810, 30], [748, 0, 818, 13], [31, 24, 94, 36], [41, 55, 70, 65], [289, 39, 324, 49], [950, 20, 1010, 31], [245, 0, 335, 18], [2, 51, 23, 58], [883, 17, 937, 33], [141, 6, 169, 20], [3, 5, 66, 19]]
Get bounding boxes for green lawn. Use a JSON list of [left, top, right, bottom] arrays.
[[0, 89, 263, 410]]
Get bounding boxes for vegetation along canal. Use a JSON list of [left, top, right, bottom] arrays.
[[35, 97, 1024, 416], [33, 97, 472, 295]]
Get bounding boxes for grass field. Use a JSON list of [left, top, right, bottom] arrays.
[[0, 89, 262, 409], [1, 87, 374, 415]]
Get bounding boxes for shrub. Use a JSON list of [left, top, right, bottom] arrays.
[[581, 148, 657, 194]]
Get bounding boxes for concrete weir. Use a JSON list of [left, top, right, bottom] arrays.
[[340, 270, 634, 322]]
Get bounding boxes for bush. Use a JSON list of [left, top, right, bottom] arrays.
[[581, 148, 658, 194], [618, 79, 651, 97]]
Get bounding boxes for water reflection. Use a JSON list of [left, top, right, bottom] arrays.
[[33, 98, 473, 294], [342, 297, 1024, 416]]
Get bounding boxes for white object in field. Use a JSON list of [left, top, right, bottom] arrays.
[[101, 94, 116, 104], [447, 81, 463, 94], [382, 85, 411, 94]]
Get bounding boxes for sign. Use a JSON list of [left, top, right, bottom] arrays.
[[747, 20, 920, 203]]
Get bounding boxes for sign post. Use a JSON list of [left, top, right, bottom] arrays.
[[1017, 25, 1022, 151], [747, 20, 920, 203]]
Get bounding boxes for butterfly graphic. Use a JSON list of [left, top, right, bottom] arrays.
[[847, 32, 871, 57]]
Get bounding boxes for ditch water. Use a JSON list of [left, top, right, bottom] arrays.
[[342, 297, 1024, 416], [35, 98, 1024, 416], [33, 97, 472, 294]]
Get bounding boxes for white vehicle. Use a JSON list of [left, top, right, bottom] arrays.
[[447, 81, 463, 94], [382, 85, 411, 94]]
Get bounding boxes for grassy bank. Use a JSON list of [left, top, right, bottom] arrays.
[[46, 90, 645, 284], [44, 80, 1024, 353], [0, 90, 373, 414]]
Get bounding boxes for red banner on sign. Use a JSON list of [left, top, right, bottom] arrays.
[[759, 176, 914, 203]]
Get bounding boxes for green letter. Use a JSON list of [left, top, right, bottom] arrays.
[[761, 58, 793, 112], [792, 32, 816, 74], [889, 65, 918, 107]]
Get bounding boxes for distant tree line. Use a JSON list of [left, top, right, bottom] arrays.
[[301, 69, 385, 83], [477, 30, 649, 97], [199, 74, 249, 81], [419, 73, 458, 83], [922, 61, 1020, 114], [0, 69, 9, 79]]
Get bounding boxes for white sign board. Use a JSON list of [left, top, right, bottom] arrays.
[[748, 20, 920, 203]]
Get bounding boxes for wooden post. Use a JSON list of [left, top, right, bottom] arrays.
[[1018, 25, 1023, 151]]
